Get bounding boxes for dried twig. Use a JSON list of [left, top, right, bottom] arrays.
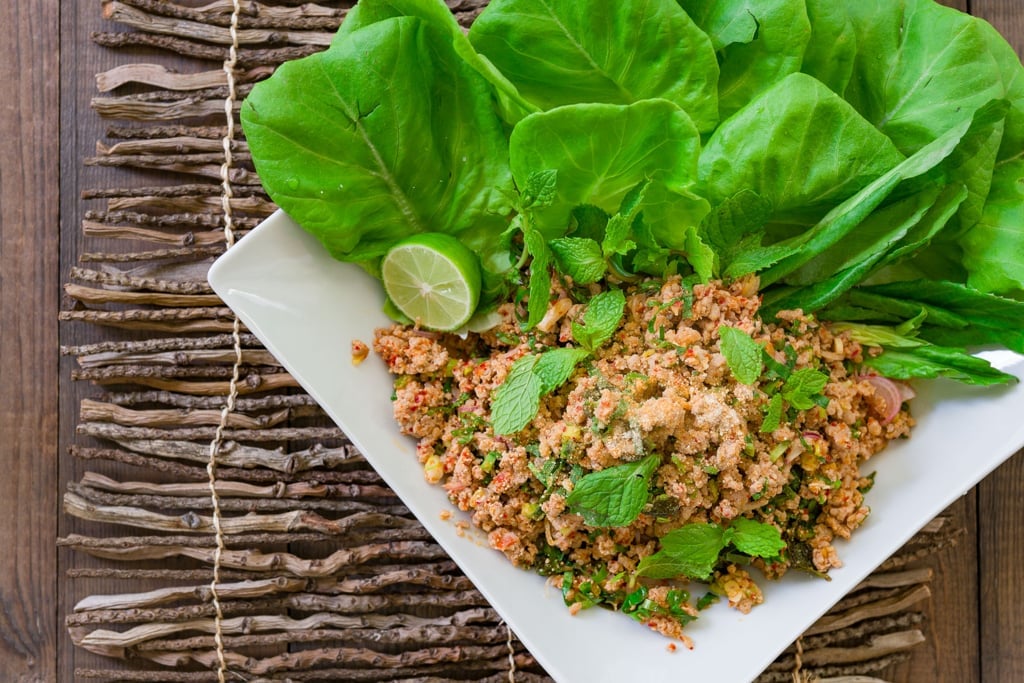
[[76, 609, 492, 653], [70, 265, 217, 294], [91, 31, 322, 66], [100, 391, 316, 410], [80, 398, 305, 429], [97, 135, 249, 155], [85, 209, 260, 229], [66, 537, 452, 576], [64, 490, 413, 535], [103, 1, 335, 47], [85, 153, 260, 184], [74, 349, 281, 370], [63, 333, 265, 357], [74, 364, 283, 381], [70, 446, 379, 485], [65, 283, 223, 307], [80, 245, 227, 262], [114, 0, 346, 28], [74, 577, 308, 612], [118, 642, 533, 675], [82, 222, 237, 246], [103, 126, 236, 140], [80, 471, 393, 500], [804, 585, 931, 637], [79, 436, 360, 473], [61, 306, 239, 325], [96, 63, 275, 92]]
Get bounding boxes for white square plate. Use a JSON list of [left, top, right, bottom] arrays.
[[209, 209, 1024, 683]]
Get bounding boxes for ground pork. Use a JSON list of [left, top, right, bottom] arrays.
[[374, 275, 914, 640]]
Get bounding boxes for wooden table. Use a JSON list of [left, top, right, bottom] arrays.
[[2, 1, 1022, 680]]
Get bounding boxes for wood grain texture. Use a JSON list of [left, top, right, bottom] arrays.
[[884, 496, 981, 682], [0, 1, 61, 681], [31, 0, 1024, 681], [959, 4, 1024, 681]]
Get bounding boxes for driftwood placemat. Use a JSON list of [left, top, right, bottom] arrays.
[[61, 2, 958, 681]]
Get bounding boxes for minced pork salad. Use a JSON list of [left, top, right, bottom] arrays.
[[374, 275, 912, 644], [241, 0, 1024, 644]]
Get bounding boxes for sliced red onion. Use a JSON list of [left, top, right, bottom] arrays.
[[863, 374, 908, 424], [802, 431, 821, 442], [895, 380, 917, 403]]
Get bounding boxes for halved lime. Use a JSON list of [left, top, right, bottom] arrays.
[[381, 233, 482, 331]]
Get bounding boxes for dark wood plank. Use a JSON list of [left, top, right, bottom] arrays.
[[963, 5, 1024, 681], [885, 495, 981, 682], [0, 1, 61, 680], [979, 453, 1024, 682]]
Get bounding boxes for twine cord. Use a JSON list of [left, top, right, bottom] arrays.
[[792, 635, 806, 683], [502, 619, 517, 682], [206, 1, 243, 681]]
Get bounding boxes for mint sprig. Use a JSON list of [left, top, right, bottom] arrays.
[[781, 367, 830, 410], [636, 519, 786, 581], [491, 348, 589, 435], [548, 237, 605, 284]]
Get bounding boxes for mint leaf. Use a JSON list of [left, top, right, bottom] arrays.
[[566, 454, 660, 527], [549, 237, 605, 284], [523, 228, 552, 330], [729, 518, 786, 559], [534, 348, 589, 394], [781, 367, 830, 410], [601, 179, 649, 257], [491, 355, 542, 435], [572, 289, 626, 353], [719, 326, 763, 385], [602, 213, 637, 257], [760, 392, 783, 433], [491, 348, 588, 436], [523, 169, 558, 209], [636, 523, 727, 581], [697, 190, 774, 278], [684, 225, 715, 282]]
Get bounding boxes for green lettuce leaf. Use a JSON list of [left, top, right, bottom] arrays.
[[679, 0, 811, 119], [508, 99, 705, 239], [843, 0, 1006, 155], [470, 0, 720, 131], [241, 17, 514, 269], [699, 73, 905, 222], [800, 0, 857, 95], [961, 158, 1024, 295], [332, 0, 538, 123]]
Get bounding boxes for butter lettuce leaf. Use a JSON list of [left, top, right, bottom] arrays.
[[470, 0, 720, 132], [680, 0, 811, 119], [509, 99, 705, 239], [699, 73, 905, 223], [241, 17, 514, 268]]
